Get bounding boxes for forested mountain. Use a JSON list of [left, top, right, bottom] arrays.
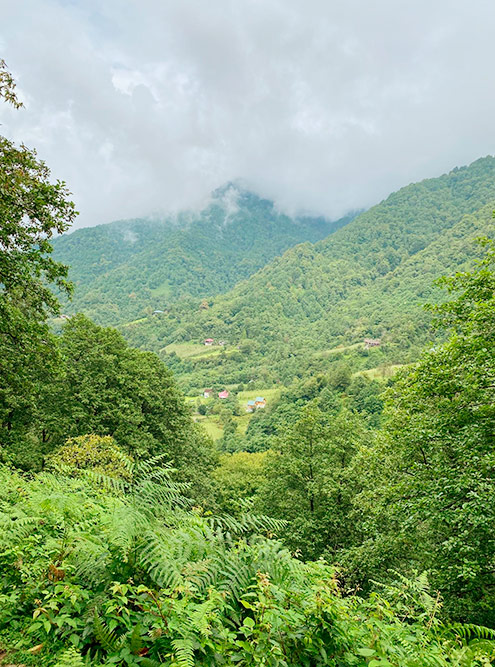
[[121, 157, 495, 389], [52, 183, 351, 325]]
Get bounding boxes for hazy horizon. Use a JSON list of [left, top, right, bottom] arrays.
[[2, 0, 495, 229]]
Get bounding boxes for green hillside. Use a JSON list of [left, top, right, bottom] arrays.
[[120, 157, 495, 390], [53, 183, 351, 326]]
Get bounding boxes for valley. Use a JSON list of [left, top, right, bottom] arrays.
[[4, 146, 495, 662], [51, 157, 495, 451]]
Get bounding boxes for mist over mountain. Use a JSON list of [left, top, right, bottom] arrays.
[[53, 183, 354, 326], [118, 156, 495, 390], [5, 4, 495, 659]]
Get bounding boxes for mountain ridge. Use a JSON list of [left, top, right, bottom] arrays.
[[53, 185, 353, 326], [119, 156, 495, 390]]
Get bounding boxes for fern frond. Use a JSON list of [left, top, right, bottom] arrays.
[[208, 512, 287, 537], [82, 468, 126, 495], [53, 647, 85, 667], [446, 622, 495, 641], [218, 557, 254, 599], [171, 637, 195, 667], [0, 514, 41, 545], [93, 609, 119, 652], [129, 623, 143, 655], [134, 454, 175, 477]]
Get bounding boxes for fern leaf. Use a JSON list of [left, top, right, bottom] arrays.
[[447, 622, 495, 641], [93, 609, 119, 652], [129, 623, 143, 655], [171, 637, 195, 667], [53, 647, 85, 667]]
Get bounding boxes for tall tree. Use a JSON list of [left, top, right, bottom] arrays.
[[36, 315, 217, 501], [349, 237, 495, 624], [0, 61, 76, 452], [259, 403, 366, 560]]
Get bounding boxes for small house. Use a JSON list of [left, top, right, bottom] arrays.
[[204, 338, 214, 346], [203, 388, 213, 398], [364, 338, 381, 349], [152, 310, 164, 315], [246, 399, 256, 413], [218, 390, 229, 399], [255, 397, 266, 409]]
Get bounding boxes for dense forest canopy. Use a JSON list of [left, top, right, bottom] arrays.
[[108, 157, 495, 394], [52, 185, 353, 326]]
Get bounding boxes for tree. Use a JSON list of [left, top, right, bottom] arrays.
[[37, 315, 217, 502], [46, 434, 132, 480], [349, 238, 495, 624], [0, 61, 77, 453], [259, 403, 366, 560], [213, 450, 268, 515]]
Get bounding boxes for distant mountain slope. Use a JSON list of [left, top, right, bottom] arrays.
[[53, 183, 351, 325], [120, 157, 495, 389]]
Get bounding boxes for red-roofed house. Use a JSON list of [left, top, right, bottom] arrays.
[[218, 390, 229, 399], [204, 338, 214, 346]]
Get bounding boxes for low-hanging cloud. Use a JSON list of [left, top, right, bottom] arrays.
[[1, 0, 495, 229]]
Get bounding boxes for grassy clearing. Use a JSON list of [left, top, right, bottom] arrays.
[[195, 413, 254, 441], [187, 387, 280, 441], [355, 364, 405, 380], [163, 342, 238, 361], [235, 414, 252, 435], [315, 342, 364, 358], [150, 282, 172, 299], [164, 342, 216, 358], [195, 416, 224, 441]]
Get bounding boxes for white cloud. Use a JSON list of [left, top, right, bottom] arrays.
[[1, 0, 495, 228]]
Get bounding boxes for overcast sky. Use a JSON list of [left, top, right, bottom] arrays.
[[1, 0, 495, 229]]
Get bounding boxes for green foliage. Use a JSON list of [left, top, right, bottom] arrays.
[[0, 463, 492, 666], [345, 238, 495, 625], [46, 434, 133, 480], [212, 451, 268, 515], [0, 63, 77, 463], [0, 59, 22, 108], [54, 647, 86, 666], [258, 403, 367, 560], [2, 313, 216, 504], [53, 185, 351, 326], [44, 315, 195, 459]]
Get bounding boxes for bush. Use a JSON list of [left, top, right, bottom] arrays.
[[46, 434, 132, 480]]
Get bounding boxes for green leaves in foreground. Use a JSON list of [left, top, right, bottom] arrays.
[[0, 464, 494, 666]]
